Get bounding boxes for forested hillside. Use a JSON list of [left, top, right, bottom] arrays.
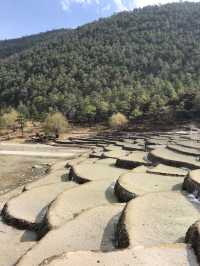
[[0, 29, 69, 59], [1, 2, 200, 123]]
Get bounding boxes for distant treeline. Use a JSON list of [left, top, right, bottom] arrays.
[[1, 2, 200, 123]]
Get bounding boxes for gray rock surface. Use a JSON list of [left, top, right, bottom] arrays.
[[39, 244, 198, 266], [17, 205, 124, 266]]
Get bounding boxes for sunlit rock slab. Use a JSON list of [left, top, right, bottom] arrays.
[[39, 244, 198, 266], [147, 138, 168, 146], [122, 143, 145, 151], [47, 179, 118, 229], [147, 164, 188, 177], [115, 172, 183, 202], [116, 151, 151, 169], [69, 162, 127, 183], [103, 145, 123, 152], [173, 140, 200, 150], [94, 158, 117, 165], [0, 218, 37, 266], [17, 204, 124, 266], [167, 143, 200, 156], [25, 161, 71, 190], [102, 150, 129, 159], [116, 191, 200, 249], [149, 148, 200, 169], [2, 182, 77, 231], [131, 165, 148, 173]]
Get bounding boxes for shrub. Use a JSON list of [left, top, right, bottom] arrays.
[[109, 112, 128, 129], [2, 109, 19, 131], [43, 112, 69, 137]]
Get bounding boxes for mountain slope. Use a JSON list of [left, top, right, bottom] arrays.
[[0, 29, 70, 59], [1, 2, 200, 123]]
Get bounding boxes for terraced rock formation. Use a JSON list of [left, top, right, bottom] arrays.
[[183, 169, 200, 198], [115, 172, 183, 202], [167, 143, 200, 156], [69, 162, 127, 183], [149, 148, 200, 169], [17, 205, 124, 266], [174, 140, 200, 150], [1, 128, 200, 265], [102, 150, 129, 159], [147, 164, 188, 177], [24, 161, 72, 190], [116, 151, 151, 169], [47, 179, 118, 229], [116, 191, 200, 249], [122, 143, 145, 151], [2, 182, 76, 232]]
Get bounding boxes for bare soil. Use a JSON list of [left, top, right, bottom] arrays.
[[0, 122, 105, 144], [0, 155, 56, 194]]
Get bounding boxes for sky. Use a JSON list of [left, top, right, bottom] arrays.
[[0, 0, 199, 40]]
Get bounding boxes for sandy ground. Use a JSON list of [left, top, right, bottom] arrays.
[[0, 155, 57, 193], [0, 143, 87, 157], [0, 142, 87, 193]]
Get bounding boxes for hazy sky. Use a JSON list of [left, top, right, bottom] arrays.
[[0, 0, 199, 40]]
